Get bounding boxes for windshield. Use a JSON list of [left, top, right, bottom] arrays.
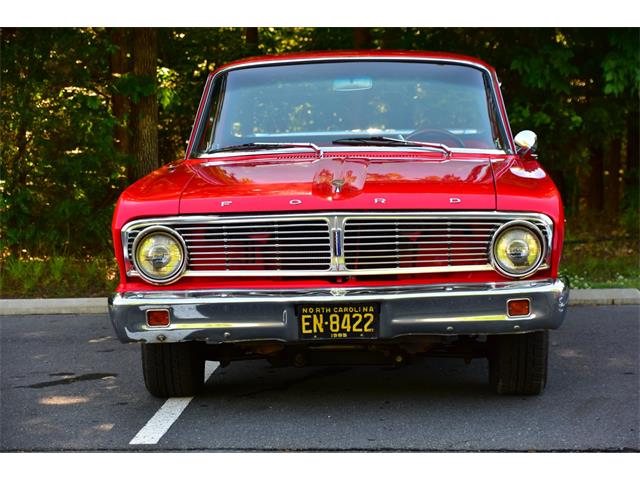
[[195, 61, 507, 154]]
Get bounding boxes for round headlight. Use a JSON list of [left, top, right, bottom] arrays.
[[132, 226, 187, 284], [491, 221, 545, 278]]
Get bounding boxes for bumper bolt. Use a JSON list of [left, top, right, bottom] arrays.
[[156, 334, 166, 342], [293, 353, 306, 367], [446, 326, 454, 332]]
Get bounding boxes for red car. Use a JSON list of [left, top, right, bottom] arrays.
[[109, 51, 568, 397]]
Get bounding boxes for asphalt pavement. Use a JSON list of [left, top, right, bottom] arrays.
[[1, 305, 638, 451]]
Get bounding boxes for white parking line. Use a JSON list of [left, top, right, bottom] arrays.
[[129, 361, 219, 445]]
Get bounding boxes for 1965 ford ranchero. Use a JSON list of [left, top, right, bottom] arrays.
[[108, 51, 568, 398]]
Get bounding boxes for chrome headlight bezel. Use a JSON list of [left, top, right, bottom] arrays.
[[131, 226, 188, 285], [489, 220, 546, 279]]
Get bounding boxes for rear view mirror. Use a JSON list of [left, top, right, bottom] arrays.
[[332, 77, 373, 91], [514, 130, 537, 156]]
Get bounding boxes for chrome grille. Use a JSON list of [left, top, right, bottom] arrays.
[[123, 212, 552, 278], [343, 218, 497, 270], [127, 219, 332, 272]]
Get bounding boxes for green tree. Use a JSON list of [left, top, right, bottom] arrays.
[[1, 27, 638, 259]]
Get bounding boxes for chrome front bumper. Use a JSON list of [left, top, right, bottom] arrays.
[[109, 279, 569, 344]]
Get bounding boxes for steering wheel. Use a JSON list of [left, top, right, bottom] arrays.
[[404, 128, 465, 148]]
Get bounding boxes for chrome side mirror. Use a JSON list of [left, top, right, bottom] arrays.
[[514, 130, 537, 156]]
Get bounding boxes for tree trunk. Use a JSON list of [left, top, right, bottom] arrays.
[[131, 27, 158, 181], [586, 145, 605, 214], [604, 137, 622, 217], [245, 27, 259, 55], [109, 28, 131, 158], [353, 28, 372, 49], [627, 108, 640, 169], [625, 107, 639, 210]]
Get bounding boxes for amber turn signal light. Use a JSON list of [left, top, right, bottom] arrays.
[[146, 309, 170, 327], [507, 299, 530, 317]]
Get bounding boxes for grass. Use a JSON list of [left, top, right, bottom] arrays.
[[0, 216, 638, 298], [559, 217, 640, 289], [560, 251, 640, 289], [0, 255, 119, 298]]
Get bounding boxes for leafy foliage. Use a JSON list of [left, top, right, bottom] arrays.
[[2, 28, 127, 256]]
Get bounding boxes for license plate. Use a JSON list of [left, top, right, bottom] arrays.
[[296, 303, 379, 339]]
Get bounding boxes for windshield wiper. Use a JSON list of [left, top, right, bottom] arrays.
[[207, 142, 323, 157], [332, 136, 451, 157]]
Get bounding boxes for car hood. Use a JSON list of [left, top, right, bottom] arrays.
[[179, 152, 497, 214]]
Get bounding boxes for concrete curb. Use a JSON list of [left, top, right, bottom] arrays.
[[568, 289, 640, 306], [1, 289, 639, 315], [0, 297, 108, 315]]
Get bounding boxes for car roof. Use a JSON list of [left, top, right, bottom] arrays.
[[209, 50, 497, 77]]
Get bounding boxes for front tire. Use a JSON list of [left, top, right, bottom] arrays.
[[141, 342, 205, 397], [488, 331, 549, 395]]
